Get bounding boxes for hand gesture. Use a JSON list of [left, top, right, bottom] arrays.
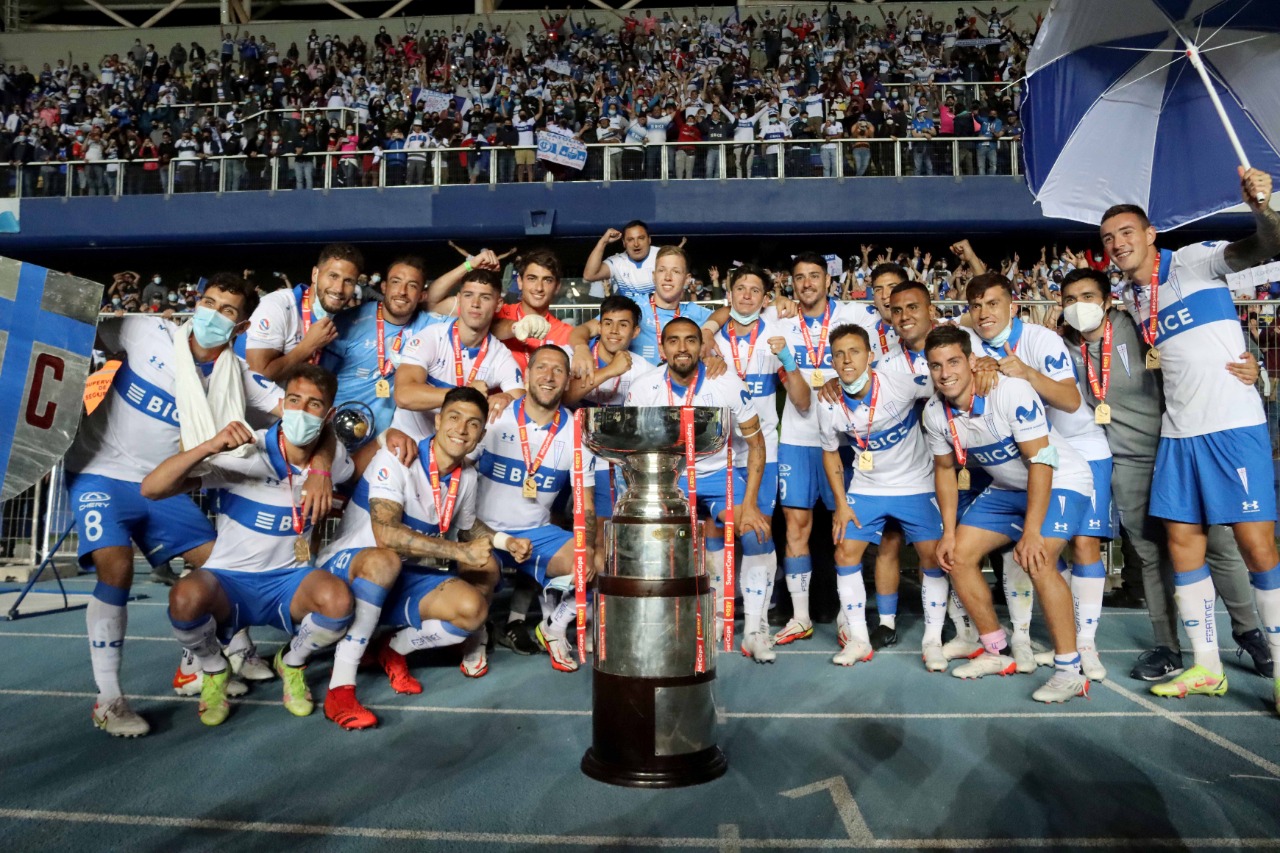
[[997, 352, 1030, 380], [708, 265, 720, 283], [488, 391, 515, 423], [767, 336, 789, 356], [572, 345, 596, 382], [470, 248, 501, 270], [301, 316, 338, 353], [458, 536, 494, 568], [206, 421, 255, 454], [601, 227, 622, 244], [506, 536, 534, 563]]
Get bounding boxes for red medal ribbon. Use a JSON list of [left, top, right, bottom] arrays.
[[451, 322, 490, 388], [1137, 258, 1161, 347], [300, 288, 322, 365], [426, 441, 460, 534], [376, 305, 407, 378], [943, 396, 976, 469], [516, 399, 562, 492], [798, 299, 832, 373], [726, 320, 760, 381], [1081, 319, 1112, 403], [276, 427, 311, 536], [839, 371, 879, 451]]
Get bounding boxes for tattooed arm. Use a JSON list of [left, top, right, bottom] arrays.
[[369, 498, 491, 565]]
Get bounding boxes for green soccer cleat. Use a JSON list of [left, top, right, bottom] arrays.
[[273, 648, 315, 717], [199, 668, 231, 727], [1149, 664, 1228, 699]]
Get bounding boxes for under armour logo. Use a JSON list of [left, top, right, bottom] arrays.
[[1243, 500, 1260, 513], [1053, 522, 1068, 532]]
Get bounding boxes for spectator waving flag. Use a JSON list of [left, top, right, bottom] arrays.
[[1023, 0, 1280, 230]]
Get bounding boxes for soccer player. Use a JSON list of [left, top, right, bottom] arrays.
[[582, 220, 660, 300], [474, 345, 599, 672], [862, 263, 905, 365], [317, 387, 533, 729], [64, 273, 293, 736], [1100, 168, 1280, 708], [967, 271, 1113, 679], [923, 325, 1093, 703], [244, 243, 363, 380], [626, 318, 772, 646], [818, 323, 942, 667], [491, 249, 576, 372], [708, 265, 811, 660], [1059, 268, 1272, 682], [393, 268, 524, 440], [143, 365, 356, 727]]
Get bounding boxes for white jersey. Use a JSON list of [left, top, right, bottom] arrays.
[[818, 369, 934, 495], [201, 425, 354, 573], [879, 326, 983, 378], [774, 300, 878, 447], [974, 318, 1111, 462], [66, 316, 282, 482], [573, 341, 656, 407], [848, 303, 898, 366], [474, 400, 595, 532], [625, 364, 756, 476], [604, 246, 659, 300], [922, 377, 1093, 496], [392, 321, 524, 440], [244, 285, 324, 357], [1118, 241, 1263, 438], [710, 318, 786, 460], [318, 444, 478, 565]]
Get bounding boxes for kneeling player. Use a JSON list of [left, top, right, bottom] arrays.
[[143, 366, 356, 726], [922, 326, 1093, 703], [318, 387, 532, 729]]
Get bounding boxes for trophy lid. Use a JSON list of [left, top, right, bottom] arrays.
[[584, 406, 727, 462]]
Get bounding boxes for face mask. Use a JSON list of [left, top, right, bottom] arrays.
[[152, 276, 161, 284], [1063, 302, 1105, 334], [369, 274, 381, 285], [310, 297, 330, 321], [191, 305, 236, 348], [986, 321, 1012, 349], [167, 292, 178, 303], [840, 368, 870, 397], [281, 408, 325, 446], [1050, 261, 1060, 270], [1110, 276, 1121, 286], [729, 307, 760, 326], [111, 297, 122, 307]]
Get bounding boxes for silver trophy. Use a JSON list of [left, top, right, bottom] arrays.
[[580, 405, 729, 788]]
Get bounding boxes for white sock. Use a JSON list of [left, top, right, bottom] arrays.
[[921, 569, 949, 645], [761, 566, 777, 635], [389, 619, 471, 654], [1071, 561, 1106, 646], [740, 552, 772, 639], [88, 582, 128, 703], [1173, 566, 1221, 673], [330, 578, 389, 689], [546, 597, 575, 639], [169, 613, 226, 674], [835, 565, 870, 644], [1004, 557, 1034, 637], [784, 555, 812, 625], [949, 589, 977, 640], [283, 612, 351, 668], [1249, 564, 1280, 666]]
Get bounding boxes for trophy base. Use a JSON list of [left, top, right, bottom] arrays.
[[581, 745, 727, 788]]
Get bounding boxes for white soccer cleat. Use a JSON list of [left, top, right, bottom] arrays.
[[922, 641, 949, 673], [1010, 633, 1036, 674], [173, 652, 248, 697], [942, 634, 983, 661], [832, 639, 874, 667], [460, 627, 490, 678], [1032, 670, 1090, 704], [228, 647, 275, 682], [535, 624, 579, 673], [1079, 645, 1107, 681], [836, 623, 851, 649], [952, 652, 1017, 679], [741, 632, 777, 663], [1033, 650, 1055, 667], [772, 618, 814, 646], [92, 697, 151, 738]]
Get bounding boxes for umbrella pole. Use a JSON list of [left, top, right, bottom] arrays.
[[1183, 41, 1266, 203]]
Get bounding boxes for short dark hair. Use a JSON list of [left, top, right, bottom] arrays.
[[790, 251, 828, 274], [869, 262, 910, 285], [441, 385, 489, 421], [829, 322, 870, 350], [729, 263, 772, 293], [528, 343, 570, 371], [279, 363, 338, 406], [622, 219, 649, 234], [517, 248, 562, 282], [458, 268, 502, 293], [1061, 267, 1110, 299], [890, 280, 931, 303], [598, 294, 641, 325], [661, 316, 702, 341], [965, 271, 1013, 303], [316, 243, 365, 273], [1100, 203, 1150, 229], [924, 324, 973, 358], [387, 254, 426, 279], [205, 271, 259, 321]]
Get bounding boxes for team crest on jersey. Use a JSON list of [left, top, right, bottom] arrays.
[[376, 467, 390, 481], [257, 317, 271, 332]]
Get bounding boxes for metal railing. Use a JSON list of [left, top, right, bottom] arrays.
[[0, 136, 1022, 200]]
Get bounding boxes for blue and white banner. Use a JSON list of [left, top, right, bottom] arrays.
[[953, 37, 1003, 48], [419, 89, 452, 114], [543, 59, 571, 77], [536, 131, 588, 170]]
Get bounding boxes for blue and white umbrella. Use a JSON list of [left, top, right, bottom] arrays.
[[1023, 0, 1280, 230]]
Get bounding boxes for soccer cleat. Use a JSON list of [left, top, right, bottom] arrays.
[[228, 647, 275, 682], [324, 685, 377, 730], [92, 697, 150, 738], [273, 648, 315, 717], [150, 561, 185, 586], [198, 668, 232, 727], [922, 642, 949, 673], [535, 623, 579, 672], [869, 624, 898, 651], [1130, 646, 1185, 682], [741, 632, 777, 663], [942, 634, 983, 661], [1079, 645, 1107, 681], [772, 618, 814, 646], [1031, 671, 1090, 704], [1010, 634, 1036, 674], [832, 639, 874, 667], [1150, 664, 1228, 699], [374, 636, 422, 694], [173, 658, 248, 697], [1033, 650, 1055, 668], [460, 644, 489, 679], [836, 623, 851, 649], [1233, 629, 1275, 678], [952, 652, 1017, 679], [496, 619, 540, 655]]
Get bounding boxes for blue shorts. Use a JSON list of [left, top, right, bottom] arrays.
[[778, 444, 852, 511], [842, 492, 943, 545], [956, 468, 993, 517], [677, 465, 769, 524], [66, 472, 214, 569], [1151, 424, 1277, 525], [1079, 458, 1115, 538], [959, 487, 1089, 541], [496, 525, 573, 586], [736, 462, 779, 517], [205, 567, 317, 635], [323, 547, 453, 630]]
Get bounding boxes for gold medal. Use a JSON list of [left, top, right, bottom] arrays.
[[1145, 348, 1161, 369], [1094, 402, 1112, 425], [810, 369, 825, 387], [522, 476, 538, 499], [957, 468, 971, 491], [858, 450, 874, 472], [375, 378, 391, 398], [294, 535, 311, 564]]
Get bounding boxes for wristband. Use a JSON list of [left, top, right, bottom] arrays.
[[777, 346, 797, 372], [703, 320, 722, 334], [492, 531, 513, 552], [376, 429, 389, 450], [307, 469, 331, 478], [464, 259, 474, 272]]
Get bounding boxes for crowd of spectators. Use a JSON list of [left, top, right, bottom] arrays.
[[2, 3, 1039, 195]]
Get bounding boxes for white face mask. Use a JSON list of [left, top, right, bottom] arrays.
[[1063, 301, 1105, 334]]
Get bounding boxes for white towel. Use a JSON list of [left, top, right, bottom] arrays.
[[173, 322, 254, 466]]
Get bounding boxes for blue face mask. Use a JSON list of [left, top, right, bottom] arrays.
[[310, 296, 330, 321], [729, 307, 760, 326], [840, 369, 870, 396], [986, 321, 1012, 349], [191, 306, 236, 348], [281, 408, 325, 447]]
